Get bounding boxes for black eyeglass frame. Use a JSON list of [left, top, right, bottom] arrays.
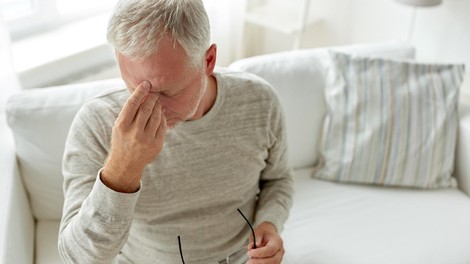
[[177, 208, 257, 264]]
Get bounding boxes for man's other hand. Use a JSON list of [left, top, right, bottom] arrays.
[[101, 81, 167, 193], [247, 222, 284, 264]]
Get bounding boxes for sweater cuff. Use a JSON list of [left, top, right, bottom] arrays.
[[254, 210, 286, 234], [84, 168, 141, 222]]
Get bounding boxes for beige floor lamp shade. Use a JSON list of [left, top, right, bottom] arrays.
[[394, 0, 443, 42], [395, 0, 442, 7]]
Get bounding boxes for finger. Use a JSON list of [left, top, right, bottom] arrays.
[[248, 238, 280, 258], [247, 240, 262, 250], [134, 92, 159, 129], [155, 111, 167, 141], [254, 229, 265, 249], [247, 249, 283, 264], [248, 227, 265, 250], [145, 102, 162, 134], [248, 246, 279, 259], [119, 81, 151, 125]]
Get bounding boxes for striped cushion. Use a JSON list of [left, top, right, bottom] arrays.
[[313, 51, 466, 188]]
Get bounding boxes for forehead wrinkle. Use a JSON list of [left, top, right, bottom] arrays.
[[117, 54, 142, 89], [117, 40, 198, 94]]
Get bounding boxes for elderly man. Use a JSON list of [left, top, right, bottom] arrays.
[[58, 0, 293, 263]]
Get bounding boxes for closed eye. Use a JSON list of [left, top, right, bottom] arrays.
[[166, 88, 184, 98]]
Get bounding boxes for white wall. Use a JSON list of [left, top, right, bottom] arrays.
[[40, 0, 470, 94], [413, 0, 470, 94], [249, 0, 470, 94], [350, 0, 470, 94], [246, 0, 403, 53]]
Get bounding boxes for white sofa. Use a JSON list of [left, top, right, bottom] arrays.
[[2, 43, 470, 264]]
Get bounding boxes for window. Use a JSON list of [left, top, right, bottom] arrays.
[[57, 0, 116, 16], [0, 0, 35, 21], [0, 0, 117, 39]]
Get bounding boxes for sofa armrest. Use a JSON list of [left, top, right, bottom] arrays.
[[0, 117, 35, 264], [455, 96, 470, 197]]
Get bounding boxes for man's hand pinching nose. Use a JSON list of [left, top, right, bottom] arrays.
[[101, 80, 167, 193], [141, 80, 151, 92], [138, 80, 151, 100]]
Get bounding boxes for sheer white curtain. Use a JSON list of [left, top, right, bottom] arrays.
[[0, 15, 21, 259], [0, 15, 20, 118], [203, 0, 246, 66]]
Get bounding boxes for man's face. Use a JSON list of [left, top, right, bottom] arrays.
[[117, 37, 207, 128]]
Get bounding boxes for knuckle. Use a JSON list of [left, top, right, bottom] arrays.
[[126, 96, 140, 107], [114, 119, 127, 131], [269, 247, 277, 256], [152, 112, 161, 121], [134, 133, 148, 145], [154, 107, 163, 119], [140, 104, 153, 115]]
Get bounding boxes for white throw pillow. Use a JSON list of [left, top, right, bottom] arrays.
[[313, 51, 466, 188], [228, 43, 416, 170], [6, 78, 125, 220]]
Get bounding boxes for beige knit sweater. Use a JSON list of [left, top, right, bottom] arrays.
[[59, 70, 294, 264]]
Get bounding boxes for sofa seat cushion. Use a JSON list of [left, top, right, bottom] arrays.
[[282, 168, 470, 264], [36, 220, 62, 264]]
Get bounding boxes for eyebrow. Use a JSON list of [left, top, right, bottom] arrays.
[[152, 86, 182, 97]]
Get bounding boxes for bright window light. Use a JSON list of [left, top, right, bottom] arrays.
[[0, 0, 117, 38], [56, 0, 116, 16], [0, 0, 35, 21]]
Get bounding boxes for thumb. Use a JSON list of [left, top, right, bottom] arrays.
[[252, 227, 265, 249], [247, 229, 262, 250]]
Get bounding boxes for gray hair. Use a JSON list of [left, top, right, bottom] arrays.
[[107, 0, 211, 66]]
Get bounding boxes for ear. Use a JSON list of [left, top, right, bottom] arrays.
[[204, 44, 217, 75]]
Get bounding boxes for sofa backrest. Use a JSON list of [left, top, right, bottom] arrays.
[[5, 43, 414, 221], [6, 79, 126, 220], [229, 43, 415, 169]]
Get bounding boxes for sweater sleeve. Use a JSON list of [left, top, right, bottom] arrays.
[[254, 88, 294, 233], [58, 101, 140, 264]]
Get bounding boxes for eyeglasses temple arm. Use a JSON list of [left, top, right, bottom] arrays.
[[237, 208, 257, 249], [178, 235, 186, 264]]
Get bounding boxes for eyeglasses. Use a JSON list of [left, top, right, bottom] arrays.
[[177, 208, 257, 264]]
